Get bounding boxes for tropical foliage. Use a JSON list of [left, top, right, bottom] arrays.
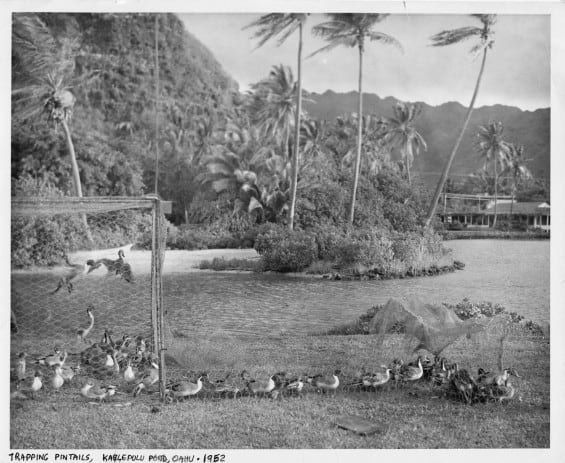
[[11, 13, 548, 269], [474, 121, 513, 227], [380, 102, 427, 185], [244, 13, 309, 230]]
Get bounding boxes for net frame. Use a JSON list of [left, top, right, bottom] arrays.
[[11, 195, 169, 402]]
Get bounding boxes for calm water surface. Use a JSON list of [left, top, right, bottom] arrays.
[[163, 240, 550, 338]]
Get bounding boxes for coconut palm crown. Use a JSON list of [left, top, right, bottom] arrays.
[[380, 102, 427, 185], [310, 13, 402, 226]]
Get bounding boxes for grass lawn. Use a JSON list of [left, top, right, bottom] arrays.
[[10, 331, 549, 449]]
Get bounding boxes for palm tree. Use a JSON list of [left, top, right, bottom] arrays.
[[12, 14, 93, 241], [380, 102, 427, 185], [247, 65, 296, 159], [199, 118, 288, 220], [475, 121, 512, 228], [311, 14, 402, 225], [244, 14, 309, 230], [506, 144, 532, 216], [339, 113, 391, 177], [424, 14, 497, 228]]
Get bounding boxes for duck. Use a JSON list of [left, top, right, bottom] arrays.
[[135, 336, 147, 356], [50, 257, 91, 294], [241, 370, 276, 396], [285, 376, 305, 394], [81, 381, 117, 402], [167, 373, 206, 400], [307, 369, 341, 394], [204, 373, 240, 398], [447, 362, 459, 380], [495, 382, 516, 403], [118, 260, 134, 284], [77, 305, 95, 343], [60, 363, 80, 382], [86, 250, 125, 275], [450, 369, 477, 404], [479, 368, 521, 387], [21, 370, 43, 398], [371, 368, 392, 388], [398, 357, 423, 383], [431, 358, 449, 385], [388, 358, 405, 383], [51, 366, 65, 391], [133, 361, 159, 397], [11, 352, 27, 383], [100, 328, 115, 348], [483, 381, 516, 403], [80, 342, 106, 366], [36, 347, 67, 367], [476, 367, 490, 383], [123, 359, 136, 383], [421, 356, 435, 380]]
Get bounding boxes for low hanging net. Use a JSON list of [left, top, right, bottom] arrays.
[[10, 196, 166, 401], [369, 298, 491, 357]]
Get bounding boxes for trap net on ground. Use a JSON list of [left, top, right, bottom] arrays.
[[10, 196, 168, 401]]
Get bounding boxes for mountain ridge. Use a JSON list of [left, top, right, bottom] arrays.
[[302, 90, 550, 185]]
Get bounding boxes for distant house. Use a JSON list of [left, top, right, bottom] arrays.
[[439, 196, 550, 231]]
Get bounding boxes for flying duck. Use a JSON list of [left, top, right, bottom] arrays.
[[51, 257, 91, 294]]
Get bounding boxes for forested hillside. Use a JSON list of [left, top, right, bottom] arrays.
[[12, 13, 237, 213], [304, 90, 550, 186]]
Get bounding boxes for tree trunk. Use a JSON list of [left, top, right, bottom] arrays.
[[348, 45, 364, 226], [493, 156, 498, 228], [424, 47, 489, 228], [288, 23, 303, 231], [61, 119, 93, 244]]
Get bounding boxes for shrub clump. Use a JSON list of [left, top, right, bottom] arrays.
[[254, 226, 318, 272]]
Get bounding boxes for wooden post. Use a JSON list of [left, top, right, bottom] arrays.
[[151, 198, 166, 400]]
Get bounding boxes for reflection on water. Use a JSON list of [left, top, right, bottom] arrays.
[[163, 240, 550, 338]]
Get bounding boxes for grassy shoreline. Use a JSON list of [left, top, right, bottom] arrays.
[[11, 331, 549, 449]]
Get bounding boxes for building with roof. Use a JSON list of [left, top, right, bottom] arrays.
[[438, 194, 550, 231]]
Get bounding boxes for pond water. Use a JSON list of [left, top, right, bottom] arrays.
[[163, 239, 550, 339]]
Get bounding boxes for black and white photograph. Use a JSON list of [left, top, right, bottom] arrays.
[[4, 0, 564, 458]]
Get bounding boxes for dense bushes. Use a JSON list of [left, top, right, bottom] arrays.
[[250, 222, 450, 276], [254, 226, 318, 272]]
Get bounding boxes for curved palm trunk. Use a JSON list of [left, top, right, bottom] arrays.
[[424, 48, 489, 228], [62, 120, 93, 244], [288, 23, 303, 231], [493, 155, 498, 228], [349, 45, 364, 226]]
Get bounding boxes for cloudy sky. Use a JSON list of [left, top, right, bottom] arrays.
[[179, 13, 550, 111]]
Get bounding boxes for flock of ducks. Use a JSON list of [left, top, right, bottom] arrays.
[[50, 250, 133, 294], [10, 342, 522, 406]]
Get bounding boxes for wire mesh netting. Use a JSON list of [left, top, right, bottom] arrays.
[[10, 197, 167, 403]]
